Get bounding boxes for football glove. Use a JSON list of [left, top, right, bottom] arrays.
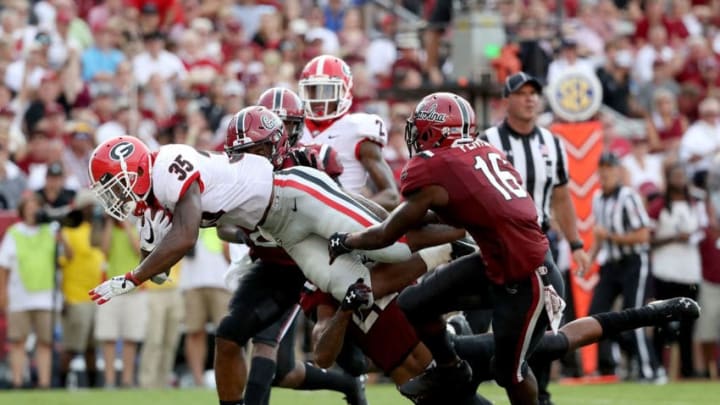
[[290, 146, 324, 171], [89, 272, 139, 305], [328, 232, 352, 265], [139, 209, 172, 252], [340, 278, 372, 311]]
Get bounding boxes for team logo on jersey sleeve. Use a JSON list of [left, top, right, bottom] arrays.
[[109, 141, 135, 161], [546, 68, 603, 122], [415, 103, 447, 122]]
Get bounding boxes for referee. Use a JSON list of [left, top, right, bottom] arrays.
[[481, 72, 590, 405], [589, 151, 657, 380]]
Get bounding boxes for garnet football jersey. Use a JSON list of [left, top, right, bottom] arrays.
[[400, 139, 548, 284]]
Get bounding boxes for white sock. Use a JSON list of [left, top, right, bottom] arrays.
[[417, 243, 453, 272]]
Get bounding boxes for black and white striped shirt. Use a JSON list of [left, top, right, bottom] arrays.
[[482, 121, 569, 231], [592, 186, 650, 262]]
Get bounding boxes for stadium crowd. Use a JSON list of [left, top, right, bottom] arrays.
[[0, 0, 718, 395]]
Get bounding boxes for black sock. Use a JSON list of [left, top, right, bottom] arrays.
[[592, 306, 658, 340], [298, 363, 357, 396], [532, 332, 570, 363], [219, 401, 244, 405], [244, 357, 276, 405]]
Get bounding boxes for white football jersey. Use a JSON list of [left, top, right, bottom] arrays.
[[151, 144, 274, 230], [300, 113, 387, 193]]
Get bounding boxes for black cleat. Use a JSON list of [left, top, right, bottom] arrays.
[[447, 314, 473, 336], [450, 237, 479, 260], [647, 297, 701, 322], [344, 375, 368, 405], [399, 359, 473, 403]]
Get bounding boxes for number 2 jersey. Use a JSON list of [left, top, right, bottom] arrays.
[[150, 144, 274, 230], [300, 112, 387, 193], [400, 140, 548, 284]]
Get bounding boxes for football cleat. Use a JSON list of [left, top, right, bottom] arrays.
[[344, 375, 368, 405], [399, 359, 473, 404], [647, 297, 700, 322]]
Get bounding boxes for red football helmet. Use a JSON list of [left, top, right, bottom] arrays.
[[257, 87, 304, 149], [88, 136, 153, 221], [225, 106, 285, 168], [405, 92, 477, 156], [298, 55, 353, 121]]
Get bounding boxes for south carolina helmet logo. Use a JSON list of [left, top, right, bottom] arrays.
[[415, 103, 447, 122], [109, 141, 136, 161]]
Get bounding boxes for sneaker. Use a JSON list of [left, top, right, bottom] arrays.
[[447, 314, 473, 336], [344, 375, 368, 405], [450, 237, 478, 260], [647, 297, 701, 322], [399, 359, 473, 403]]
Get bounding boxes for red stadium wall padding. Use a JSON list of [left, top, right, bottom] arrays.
[[550, 121, 603, 376]]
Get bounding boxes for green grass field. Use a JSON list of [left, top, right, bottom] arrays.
[[1, 382, 719, 405]]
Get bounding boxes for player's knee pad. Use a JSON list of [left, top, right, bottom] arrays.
[[216, 307, 260, 347], [397, 285, 426, 323]]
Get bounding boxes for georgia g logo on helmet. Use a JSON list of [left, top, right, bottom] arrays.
[[261, 113, 279, 130], [109, 141, 136, 161]]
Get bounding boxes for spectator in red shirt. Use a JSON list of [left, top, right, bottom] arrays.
[[127, 0, 185, 31], [675, 36, 713, 85], [646, 88, 689, 154], [634, 0, 689, 46], [178, 29, 221, 95], [390, 32, 423, 90]]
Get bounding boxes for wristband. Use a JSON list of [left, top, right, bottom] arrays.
[[125, 271, 142, 285], [569, 240, 584, 251]]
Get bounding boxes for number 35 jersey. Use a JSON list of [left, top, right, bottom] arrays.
[[151, 144, 274, 230], [400, 139, 548, 284]]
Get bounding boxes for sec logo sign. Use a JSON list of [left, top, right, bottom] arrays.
[[546, 69, 603, 122]]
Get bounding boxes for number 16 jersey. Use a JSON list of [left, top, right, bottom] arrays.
[[400, 139, 548, 284]]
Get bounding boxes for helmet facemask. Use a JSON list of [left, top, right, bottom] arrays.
[[91, 155, 150, 221], [298, 78, 351, 121], [404, 118, 420, 157]]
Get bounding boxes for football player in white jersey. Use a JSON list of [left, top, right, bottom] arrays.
[[86, 110, 462, 405], [298, 55, 400, 210]]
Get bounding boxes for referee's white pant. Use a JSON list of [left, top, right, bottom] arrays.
[[258, 166, 412, 304]]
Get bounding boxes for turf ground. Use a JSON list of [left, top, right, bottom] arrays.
[[1, 382, 719, 405]]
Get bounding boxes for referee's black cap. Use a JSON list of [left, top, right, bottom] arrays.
[[598, 151, 621, 167], [502, 72, 543, 98]]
